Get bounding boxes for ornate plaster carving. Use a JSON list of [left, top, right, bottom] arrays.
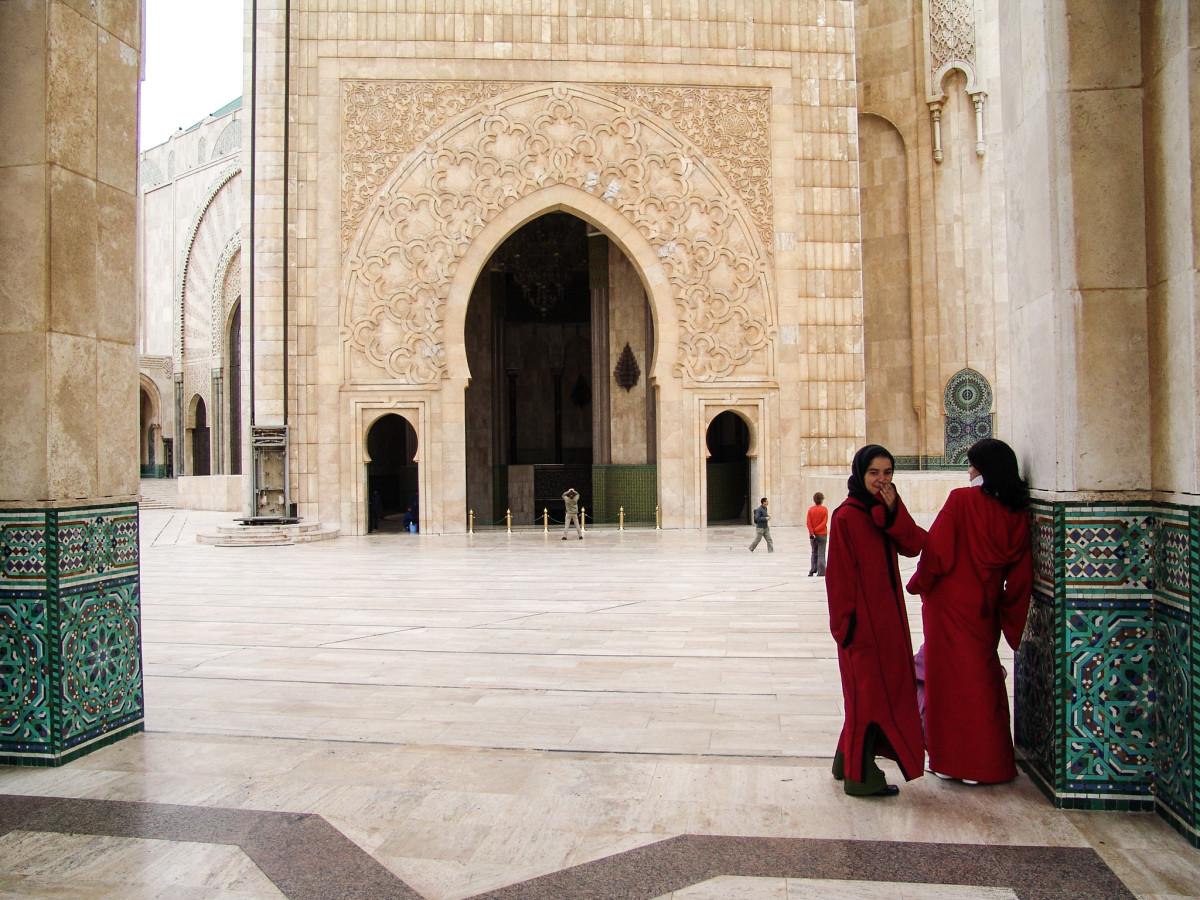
[[178, 165, 242, 366], [140, 158, 165, 190], [601, 84, 772, 250], [925, 0, 987, 161], [342, 81, 516, 254], [341, 81, 773, 256], [210, 233, 242, 357], [929, 0, 976, 74], [214, 119, 242, 158], [342, 82, 775, 385]]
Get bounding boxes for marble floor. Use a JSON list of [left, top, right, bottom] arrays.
[[2, 505, 1198, 899]]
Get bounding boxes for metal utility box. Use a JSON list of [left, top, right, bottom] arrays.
[[252, 426, 289, 519]]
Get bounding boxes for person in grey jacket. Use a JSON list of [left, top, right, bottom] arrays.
[[562, 488, 582, 540], [749, 497, 774, 552]]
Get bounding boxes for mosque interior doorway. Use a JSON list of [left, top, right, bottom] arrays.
[[463, 211, 657, 529], [366, 413, 419, 532], [189, 396, 211, 476], [464, 212, 593, 528], [706, 411, 751, 525]]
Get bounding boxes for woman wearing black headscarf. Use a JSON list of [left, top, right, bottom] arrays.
[[907, 438, 1032, 785], [826, 445, 928, 796]]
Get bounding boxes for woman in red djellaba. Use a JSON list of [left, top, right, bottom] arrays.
[[827, 445, 928, 797], [907, 438, 1033, 785]]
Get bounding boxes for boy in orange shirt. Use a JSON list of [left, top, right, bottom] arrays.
[[806, 492, 828, 576]]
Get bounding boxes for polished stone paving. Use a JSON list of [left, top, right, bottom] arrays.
[[1, 506, 1197, 899]]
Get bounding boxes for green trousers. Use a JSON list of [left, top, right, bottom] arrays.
[[831, 726, 889, 796]]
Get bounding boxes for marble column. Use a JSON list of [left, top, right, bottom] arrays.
[[1003, 1, 1199, 845], [0, 0, 144, 764]]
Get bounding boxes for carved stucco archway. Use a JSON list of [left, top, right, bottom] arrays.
[[342, 82, 776, 386], [340, 81, 779, 530]]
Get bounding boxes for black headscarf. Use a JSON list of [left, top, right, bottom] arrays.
[[847, 444, 894, 506], [966, 438, 1029, 512]]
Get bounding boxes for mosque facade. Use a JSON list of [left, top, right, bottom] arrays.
[[5, 0, 1200, 850]]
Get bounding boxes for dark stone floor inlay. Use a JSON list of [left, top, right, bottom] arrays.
[[0, 794, 1134, 900]]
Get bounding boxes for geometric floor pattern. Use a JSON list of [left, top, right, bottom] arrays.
[[0, 795, 1136, 899], [1, 503, 1197, 899]]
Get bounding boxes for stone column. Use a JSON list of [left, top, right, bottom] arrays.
[[1003, 1, 1199, 846], [0, 0, 144, 764]]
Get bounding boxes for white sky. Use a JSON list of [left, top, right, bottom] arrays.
[[140, 0, 245, 149]]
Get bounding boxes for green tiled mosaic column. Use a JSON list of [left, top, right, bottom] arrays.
[[1015, 499, 1198, 846], [0, 504, 144, 766]]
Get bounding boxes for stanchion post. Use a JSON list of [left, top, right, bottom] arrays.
[[619, 506, 624, 531], [506, 508, 512, 533], [581, 507, 586, 533], [469, 509, 474, 534], [655, 505, 661, 529], [543, 508, 548, 533]]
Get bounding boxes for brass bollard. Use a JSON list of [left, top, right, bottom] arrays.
[[506, 508, 512, 533], [469, 509, 474, 534], [655, 505, 661, 529], [619, 506, 625, 531], [543, 508, 549, 533], [580, 507, 586, 533]]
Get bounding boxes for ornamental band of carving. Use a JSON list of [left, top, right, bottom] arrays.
[[341, 82, 775, 385], [342, 81, 772, 255], [929, 0, 976, 72]]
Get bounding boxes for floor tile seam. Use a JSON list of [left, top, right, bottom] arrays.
[[146, 645, 839, 661], [144, 675, 802, 698], [128, 732, 840, 763]]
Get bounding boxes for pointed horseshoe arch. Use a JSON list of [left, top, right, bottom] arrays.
[[342, 82, 776, 388], [442, 184, 675, 388]]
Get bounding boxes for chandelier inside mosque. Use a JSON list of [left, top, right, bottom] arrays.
[[490, 216, 588, 317]]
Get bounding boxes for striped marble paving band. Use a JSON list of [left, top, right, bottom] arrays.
[[0, 794, 1134, 899]]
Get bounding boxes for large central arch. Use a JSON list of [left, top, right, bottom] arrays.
[[342, 82, 775, 387], [338, 82, 779, 532]]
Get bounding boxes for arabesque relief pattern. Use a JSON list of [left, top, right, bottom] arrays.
[[341, 81, 516, 254], [602, 84, 772, 250], [342, 83, 775, 385], [929, 0, 976, 71], [341, 82, 773, 257]]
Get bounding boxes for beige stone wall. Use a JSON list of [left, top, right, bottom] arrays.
[[250, 1, 865, 532], [1000, 1, 1150, 493], [1143, 2, 1199, 496], [0, 0, 140, 504], [855, 0, 1012, 464], [137, 109, 245, 478], [858, 112, 917, 455], [608, 245, 649, 465]]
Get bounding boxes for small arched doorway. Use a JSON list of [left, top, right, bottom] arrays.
[[226, 302, 242, 475], [705, 411, 750, 524], [366, 414, 419, 532], [190, 396, 211, 476], [139, 386, 157, 477]]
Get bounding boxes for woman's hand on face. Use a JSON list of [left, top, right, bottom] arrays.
[[878, 482, 897, 512]]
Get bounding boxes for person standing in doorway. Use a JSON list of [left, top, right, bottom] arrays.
[[807, 492, 828, 576], [368, 489, 383, 532], [562, 488, 582, 540], [748, 497, 774, 552]]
